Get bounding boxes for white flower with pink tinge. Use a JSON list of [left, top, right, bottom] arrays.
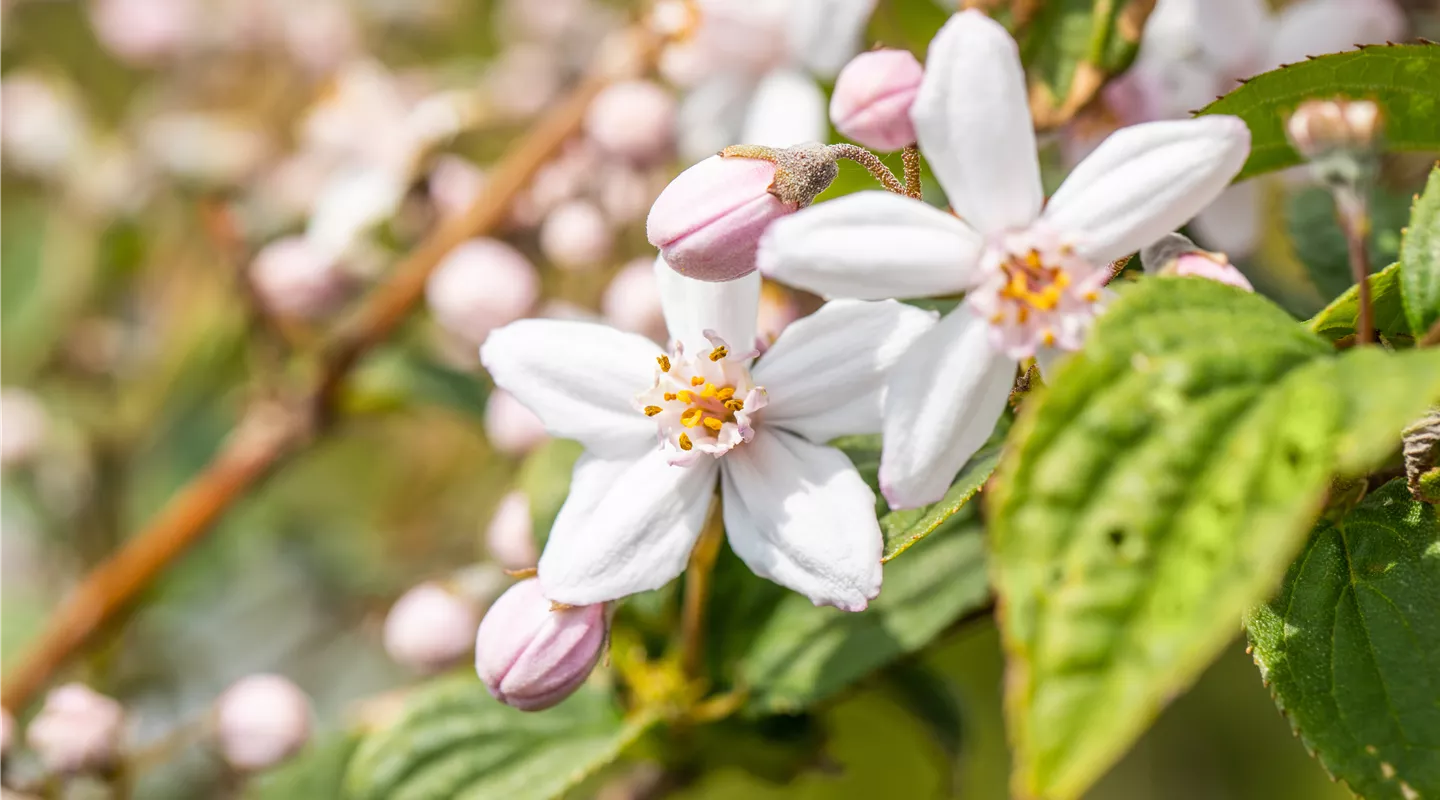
[[481, 259, 935, 611], [758, 11, 1251, 510]]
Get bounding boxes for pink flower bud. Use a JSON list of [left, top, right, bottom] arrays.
[[601, 257, 666, 342], [757, 282, 802, 344], [428, 155, 487, 220], [1, 74, 87, 179], [484, 389, 548, 456], [88, 0, 197, 65], [540, 200, 614, 271], [596, 165, 658, 226], [249, 236, 349, 320], [474, 579, 606, 711], [425, 239, 539, 345], [829, 49, 923, 151], [486, 45, 563, 121], [26, 683, 125, 774], [1140, 233, 1253, 291], [384, 582, 481, 673], [2, 708, 14, 758], [647, 155, 790, 282], [215, 674, 312, 771], [2, 388, 49, 469], [486, 491, 537, 570], [584, 80, 676, 164]]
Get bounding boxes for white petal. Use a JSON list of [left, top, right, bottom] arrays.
[[879, 308, 1015, 509], [1189, 180, 1262, 258], [757, 191, 983, 300], [755, 299, 938, 442], [741, 68, 827, 148], [539, 449, 718, 605], [677, 74, 754, 161], [786, 0, 879, 78], [1265, 0, 1403, 71], [654, 256, 761, 353], [1042, 116, 1251, 265], [911, 10, 1043, 236], [721, 429, 882, 611], [480, 319, 658, 459]]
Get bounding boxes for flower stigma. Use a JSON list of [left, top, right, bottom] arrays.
[[635, 332, 767, 465]]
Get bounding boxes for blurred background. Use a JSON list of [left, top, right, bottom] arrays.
[[3, 0, 1437, 797]]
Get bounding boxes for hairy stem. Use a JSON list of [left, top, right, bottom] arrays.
[[828, 143, 905, 195], [1333, 185, 1374, 345], [902, 143, 922, 199], [679, 498, 726, 681]]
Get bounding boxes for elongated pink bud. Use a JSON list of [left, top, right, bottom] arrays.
[[26, 684, 125, 774], [1141, 233, 1252, 291], [474, 579, 606, 711], [215, 674, 312, 771], [829, 49, 923, 151]]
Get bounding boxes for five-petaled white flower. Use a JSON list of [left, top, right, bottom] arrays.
[[480, 260, 935, 611], [757, 10, 1252, 509]]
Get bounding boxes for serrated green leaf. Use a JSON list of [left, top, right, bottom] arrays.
[[1401, 165, 1440, 339], [1307, 262, 1412, 343], [346, 678, 651, 800], [1200, 44, 1440, 182], [739, 512, 989, 715], [1246, 480, 1440, 800], [989, 277, 1440, 800]]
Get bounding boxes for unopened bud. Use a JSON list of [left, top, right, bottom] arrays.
[[486, 491, 538, 570], [584, 80, 677, 164], [0, 73, 87, 179], [1, 388, 49, 469], [829, 49, 923, 152], [484, 389, 549, 456], [384, 582, 482, 673], [215, 674, 312, 772], [249, 236, 349, 320], [539, 200, 615, 272], [757, 282, 803, 343], [26, 683, 125, 774], [1286, 99, 1382, 188], [428, 155, 487, 220], [425, 239, 539, 345], [2, 708, 14, 759], [601, 257, 666, 341], [474, 579, 607, 711], [1141, 233, 1253, 291], [648, 143, 838, 281]]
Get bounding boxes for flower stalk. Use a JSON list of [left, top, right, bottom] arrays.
[[826, 143, 906, 195], [1333, 187, 1375, 345], [679, 497, 726, 681], [902, 144, 922, 199]]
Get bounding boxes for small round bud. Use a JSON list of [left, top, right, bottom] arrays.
[[584, 80, 676, 164], [249, 236, 349, 320], [1141, 233, 1253, 291], [1, 73, 87, 179], [596, 165, 657, 225], [215, 674, 312, 772], [540, 200, 614, 272], [1286, 98, 1382, 166], [2, 388, 49, 469], [425, 239, 539, 345], [383, 582, 481, 673], [428, 155, 487, 220], [474, 579, 607, 711], [88, 0, 197, 65], [26, 683, 125, 774], [484, 389, 548, 456], [648, 144, 837, 282], [829, 49, 923, 152], [486, 490, 538, 570], [486, 45, 563, 121], [601, 257, 666, 342]]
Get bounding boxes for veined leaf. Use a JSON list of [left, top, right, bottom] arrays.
[[1401, 164, 1440, 339], [1200, 44, 1440, 182], [1247, 480, 1440, 800], [1307, 262, 1411, 343], [989, 277, 1440, 800]]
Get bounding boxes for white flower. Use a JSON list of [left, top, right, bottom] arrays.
[[661, 0, 877, 160], [758, 11, 1251, 509], [480, 259, 936, 611]]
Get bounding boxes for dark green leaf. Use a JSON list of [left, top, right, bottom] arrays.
[[1287, 186, 1411, 303], [345, 678, 652, 800], [1307, 262, 1411, 343], [1247, 480, 1440, 800], [1004, 0, 1151, 128], [1200, 44, 1440, 182], [346, 348, 491, 420], [989, 277, 1440, 800], [1400, 164, 1440, 338]]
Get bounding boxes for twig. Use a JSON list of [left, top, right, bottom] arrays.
[[902, 144, 922, 199], [828, 143, 906, 195], [0, 41, 641, 712], [679, 499, 726, 680]]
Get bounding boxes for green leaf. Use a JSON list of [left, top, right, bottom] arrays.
[[739, 511, 990, 715], [1246, 480, 1440, 800], [1287, 185, 1412, 303], [1307, 262, 1412, 343], [1401, 164, 1440, 338], [346, 678, 652, 800], [989, 277, 1440, 800], [248, 735, 360, 799], [346, 348, 491, 419], [1200, 44, 1440, 182]]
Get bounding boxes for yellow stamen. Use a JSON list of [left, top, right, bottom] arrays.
[[700, 382, 719, 399], [1083, 290, 1099, 302], [677, 390, 695, 404], [644, 405, 662, 417], [1024, 249, 1043, 269], [680, 408, 704, 427], [703, 417, 723, 432], [716, 387, 735, 401], [663, 392, 677, 401], [1042, 330, 1056, 346], [708, 345, 728, 362], [724, 398, 744, 412], [678, 433, 693, 451], [657, 355, 671, 372], [690, 375, 705, 386]]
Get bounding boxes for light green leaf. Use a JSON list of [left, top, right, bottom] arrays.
[[1307, 262, 1412, 343], [1200, 44, 1440, 182], [345, 348, 491, 419], [739, 511, 990, 715], [247, 735, 360, 799], [989, 277, 1440, 800], [1401, 164, 1440, 339], [1247, 480, 1440, 800], [345, 678, 652, 800]]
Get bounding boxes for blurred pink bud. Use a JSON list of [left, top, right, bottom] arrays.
[[540, 200, 614, 271], [2, 388, 48, 469], [383, 582, 481, 673], [601, 257, 665, 341], [584, 81, 676, 163], [829, 49, 923, 151], [486, 45, 563, 121], [596, 166, 656, 225], [1, 708, 14, 758], [1141, 233, 1253, 291], [215, 674, 312, 771], [757, 283, 802, 343], [26, 684, 125, 774], [1, 74, 87, 178], [425, 239, 539, 345], [474, 579, 606, 711], [428, 155, 487, 220], [484, 389, 548, 456], [249, 237, 349, 320], [486, 490, 537, 570], [88, 0, 197, 65]]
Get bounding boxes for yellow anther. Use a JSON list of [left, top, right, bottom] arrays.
[[664, 392, 677, 401], [723, 398, 744, 412], [678, 433, 693, 451], [716, 387, 735, 401], [1054, 271, 1071, 289], [681, 408, 704, 428], [708, 345, 728, 362], [1024, 249, 1043, 269], [657, 355, 671, 372], [703, 417, 723, 432], [1042, 329, 1056, 346], [700, 382, 719, 399], [677, 390, 695, 404], [690, 375, 705, 386], [1083, 290, 1099, 302], [644, 405, 662, 417]]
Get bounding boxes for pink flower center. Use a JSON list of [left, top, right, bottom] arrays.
[[634, 337, 767, 466], [967, 232, 1110, 360]]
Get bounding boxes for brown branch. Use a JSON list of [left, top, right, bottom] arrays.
[[0, 39, 644, 712]]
